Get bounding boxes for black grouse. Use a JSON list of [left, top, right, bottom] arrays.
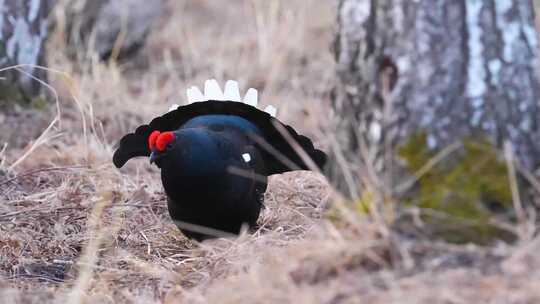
[[113, 80, 327, 240]]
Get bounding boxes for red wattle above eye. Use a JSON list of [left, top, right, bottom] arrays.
[[148, 131, 161, 150], [156, 132, 175, 152]]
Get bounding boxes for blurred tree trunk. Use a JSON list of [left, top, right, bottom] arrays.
[[60, 0, 164, 60], [329, 0, 540, 199], [0, 0, 53, 103]]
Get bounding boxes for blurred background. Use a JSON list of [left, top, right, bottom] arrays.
[[0, 0, 334, 151]]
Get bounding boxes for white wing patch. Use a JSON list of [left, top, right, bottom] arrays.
[[179, 79, 278, 116], [242, 153, 251, 163]]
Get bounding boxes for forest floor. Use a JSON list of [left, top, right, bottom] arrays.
[[2, 1, 540, 303]]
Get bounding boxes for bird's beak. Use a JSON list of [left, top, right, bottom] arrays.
[[149, 150, 158, 164]]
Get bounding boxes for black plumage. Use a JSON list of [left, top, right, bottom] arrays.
[[113, 98, 326, 241]]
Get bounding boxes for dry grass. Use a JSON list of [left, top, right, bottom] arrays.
[[1, 0, 540, 303]]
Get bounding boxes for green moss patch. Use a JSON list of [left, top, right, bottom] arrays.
[[397, 132, 516, 244]]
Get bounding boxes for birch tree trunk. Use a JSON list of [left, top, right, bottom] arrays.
[[330, 0, 540, 198], [0, 0, 53, 103]]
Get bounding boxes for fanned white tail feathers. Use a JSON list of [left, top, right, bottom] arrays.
[[242, 88, 258, 107], [203, 79, 225, 101], [168, 79, 277, 117], [168, 104, 180, 112], [186, 86, 205, 102], [224, 80, 241, 102], [263, 105, 277, 117]]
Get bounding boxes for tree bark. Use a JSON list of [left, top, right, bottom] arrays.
[[330, 0, 540, 197], [0, 0, 53, 102]]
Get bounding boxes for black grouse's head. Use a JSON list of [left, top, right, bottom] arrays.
[[147, 130, 176, 168]]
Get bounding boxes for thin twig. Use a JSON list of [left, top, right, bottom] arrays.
[[394, 141, 462, 195], [504, 141, 527, 227]]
